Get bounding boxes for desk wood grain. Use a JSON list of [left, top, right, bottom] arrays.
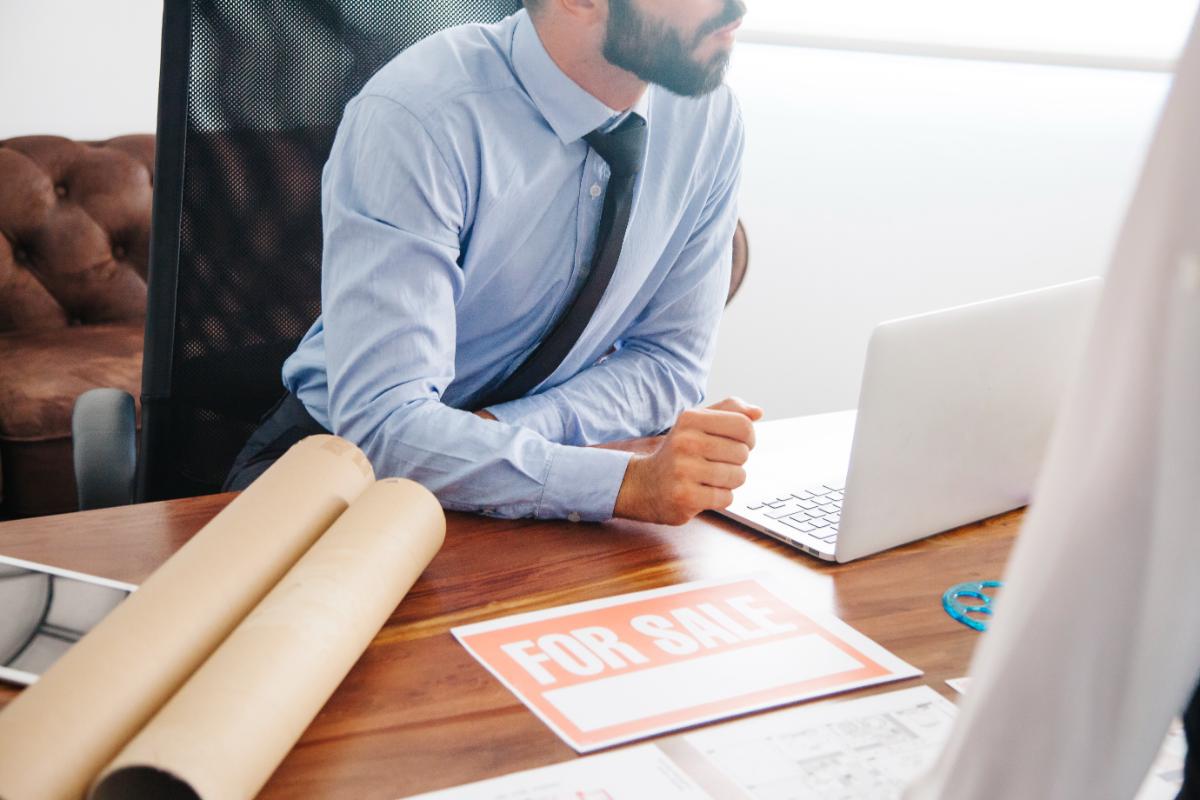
[[0, 497, 1021, 798]]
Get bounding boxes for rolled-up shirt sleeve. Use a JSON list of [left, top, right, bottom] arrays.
[[321, 95, 632, 520]]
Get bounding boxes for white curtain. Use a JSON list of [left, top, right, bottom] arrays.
[[905, 9, 1200, 800]]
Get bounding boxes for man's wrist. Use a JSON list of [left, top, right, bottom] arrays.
[[613, 454, 649, 521]]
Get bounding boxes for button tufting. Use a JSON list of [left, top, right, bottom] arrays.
[[13, 247, 27, 263], [54, 184, 68, 198], [112, 244, 127, 259]]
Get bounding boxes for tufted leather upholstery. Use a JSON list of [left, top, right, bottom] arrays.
[[0, 135, 153, 517]]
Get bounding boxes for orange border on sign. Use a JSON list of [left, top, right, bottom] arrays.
[[459, 579, 893, 748]]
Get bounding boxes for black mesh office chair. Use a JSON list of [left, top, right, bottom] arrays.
[[73, 0, 751, 510], [72, 0, 522, 508]]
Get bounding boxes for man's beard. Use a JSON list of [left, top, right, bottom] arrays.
[[602, 0, 746, 98]]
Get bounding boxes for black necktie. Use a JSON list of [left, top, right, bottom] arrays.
[[480, 112, 648, 408]]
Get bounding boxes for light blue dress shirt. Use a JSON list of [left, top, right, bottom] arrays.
[[282, 10, 744, 521]]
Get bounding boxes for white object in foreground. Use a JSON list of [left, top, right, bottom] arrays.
[[905, 9, 1200, 799]]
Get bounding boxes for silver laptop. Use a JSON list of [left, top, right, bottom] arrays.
[[719, 278, 1102, 562]]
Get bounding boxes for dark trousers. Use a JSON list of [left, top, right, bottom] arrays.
[[222, 392, 331, 491], [1181, 678, 1200, 800]]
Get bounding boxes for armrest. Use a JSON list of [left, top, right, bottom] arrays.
[[72, 388, 138, 510]]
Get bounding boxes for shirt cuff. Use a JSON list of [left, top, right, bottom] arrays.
[[486, 391, 567, 443], [536, 444, 634, 522]]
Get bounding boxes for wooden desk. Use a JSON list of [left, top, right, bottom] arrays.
[[0, 497, 1021, 798]]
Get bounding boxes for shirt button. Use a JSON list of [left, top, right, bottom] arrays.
[[568, 512, 582, 523], [589, 184, 602, 199]]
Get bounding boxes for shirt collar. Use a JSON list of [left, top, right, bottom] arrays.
[[511, 10, 651, 145], [600, 89, 652, 134]]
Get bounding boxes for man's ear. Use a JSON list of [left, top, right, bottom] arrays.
[[551, 0, 606, 25]]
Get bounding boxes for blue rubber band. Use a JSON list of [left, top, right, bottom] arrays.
[[943, 580, 1003, 632]]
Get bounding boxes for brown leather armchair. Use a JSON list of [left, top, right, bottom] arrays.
[[0, 135, 154, 517]]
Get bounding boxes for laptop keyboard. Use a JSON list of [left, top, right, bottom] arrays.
[[743, 481, 845, 545]]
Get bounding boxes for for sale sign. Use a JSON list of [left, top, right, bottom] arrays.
[[452, 575, 920, 751]]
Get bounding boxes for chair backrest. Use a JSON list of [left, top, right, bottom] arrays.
[[140, 0, 523, 502]]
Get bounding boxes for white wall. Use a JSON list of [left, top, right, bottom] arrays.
[[710, 43, 1170, 418], [0, 0, 162, 139], [0, 5, 1171, 421]]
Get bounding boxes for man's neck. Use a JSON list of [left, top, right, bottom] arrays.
[[529, 11, 647, 112]]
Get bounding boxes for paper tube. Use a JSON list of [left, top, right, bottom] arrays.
[[90, 477, 445, 800], [0, 436, 374, 800]]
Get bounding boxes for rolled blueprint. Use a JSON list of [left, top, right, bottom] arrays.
[[0, 436, 374, 800], [91, 477, 446, 800]]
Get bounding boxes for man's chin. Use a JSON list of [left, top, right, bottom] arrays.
[[700, 35, 737, 59], [604, 47, 729, 98], [655, 76, 728, 98], [668, 57, 730, 98]]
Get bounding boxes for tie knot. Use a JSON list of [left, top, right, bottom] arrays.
[[584, 112, 647, 178]]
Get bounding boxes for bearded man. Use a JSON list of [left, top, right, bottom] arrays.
[[225, 0, 762, 526]]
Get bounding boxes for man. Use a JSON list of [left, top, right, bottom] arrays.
[[226, 0, 761, 526]]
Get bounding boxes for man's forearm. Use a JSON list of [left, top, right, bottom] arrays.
[[336, 397, 632, 520], [483, 341, 706, 445], [479, 396, 762, 526]]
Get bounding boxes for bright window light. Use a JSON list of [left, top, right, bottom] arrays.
[[742, 0, 1200, 69]]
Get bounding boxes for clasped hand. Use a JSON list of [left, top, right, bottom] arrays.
[[473, 397, 763, 525]]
